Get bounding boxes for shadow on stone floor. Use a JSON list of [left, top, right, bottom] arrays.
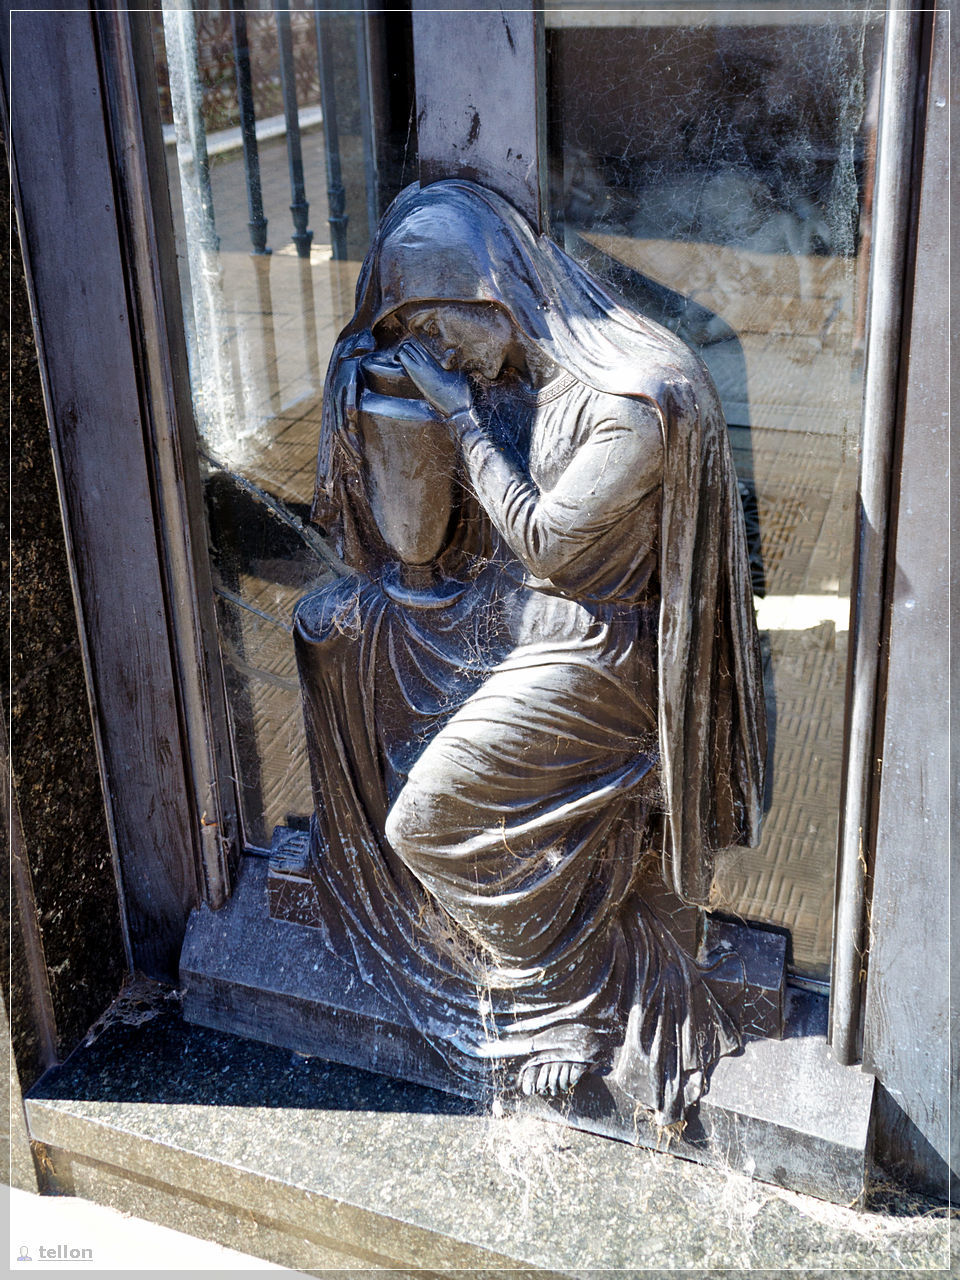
[[30, 992, 483, 1118], [27, 984, 954, 1223]]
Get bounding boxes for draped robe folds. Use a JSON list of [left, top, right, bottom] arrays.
[[296, 180, 767, 1125]]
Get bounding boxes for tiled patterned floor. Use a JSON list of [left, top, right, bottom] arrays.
[[166, 131, 860, 980]]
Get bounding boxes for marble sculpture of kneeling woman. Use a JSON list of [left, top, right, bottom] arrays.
[[295, 179, 767, 1125]]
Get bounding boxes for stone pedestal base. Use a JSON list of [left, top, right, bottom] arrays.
[[181, 856, 874, 1204], [26, 984, 947, 1273]]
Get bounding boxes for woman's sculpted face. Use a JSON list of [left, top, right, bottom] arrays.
[[402, 302, 516, 381]]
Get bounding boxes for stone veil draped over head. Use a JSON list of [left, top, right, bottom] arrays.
[[298, 178, 767, 1124]]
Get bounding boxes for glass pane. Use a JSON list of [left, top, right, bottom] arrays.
[[547, 5, 884, 978], [152, 5, 416, 848]]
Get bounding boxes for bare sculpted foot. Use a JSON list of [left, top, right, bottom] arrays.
[[518, 1059, 587, 1098]]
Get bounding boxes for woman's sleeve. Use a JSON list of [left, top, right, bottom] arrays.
[[453, 399, 662, 580]]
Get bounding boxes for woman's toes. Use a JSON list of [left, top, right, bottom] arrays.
[[517, 1059, 588, 1099]]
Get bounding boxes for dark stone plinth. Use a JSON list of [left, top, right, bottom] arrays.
[[699, 915, 787, 1039], [182, 856, 873, 1204], [266, 824, 319, 925], [24, 987, 948, 1273]]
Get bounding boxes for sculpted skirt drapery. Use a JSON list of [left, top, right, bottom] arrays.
[[294, 564, 741, 1125]]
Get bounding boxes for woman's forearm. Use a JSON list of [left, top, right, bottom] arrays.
[[452, 410, 560, 575], [449, 407, 661, 579]]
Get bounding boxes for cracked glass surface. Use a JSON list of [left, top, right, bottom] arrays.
[[547, 5, 884, 978], [155, 9, 880, 981], [153, 10, 415, 848]]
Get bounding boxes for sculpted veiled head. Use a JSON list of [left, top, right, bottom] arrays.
[[367, 184, 561, 387], [396, 302, 513, 380], [377, 300, 555, 387]]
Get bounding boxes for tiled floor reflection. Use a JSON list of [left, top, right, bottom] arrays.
[[168, 134, 855, 977], [165, 128, 362, 847], [581, 232, 863, 440], [576, 231, 860, 979], [215, 390, 330, 849], [718, 427, 854, 981]]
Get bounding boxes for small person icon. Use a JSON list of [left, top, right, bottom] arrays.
[[17, 1245, 32, 1262]]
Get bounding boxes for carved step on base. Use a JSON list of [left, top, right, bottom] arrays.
[[182, 856, 874, 1205], [267, 825, 319, 925], [699, 916, 787, 1040]]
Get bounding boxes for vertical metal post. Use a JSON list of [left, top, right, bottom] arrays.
[[354, 9, 380, 237], [829, 7, 923, 1064], [860, 5, 950, 1190], [96, 8, 244, 911], [230, 1, 269, 256], [8, 8, 213, 968], [161, 0, 239, 453], [313, 11, 348, 260], [275, 0, 313, 259]]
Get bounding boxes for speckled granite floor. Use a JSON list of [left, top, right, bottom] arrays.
[[23, 985, 953, 1277]]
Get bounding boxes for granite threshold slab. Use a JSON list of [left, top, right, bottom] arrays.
[[24, 985, 950, 1275], [179, 856, 874, 1207]]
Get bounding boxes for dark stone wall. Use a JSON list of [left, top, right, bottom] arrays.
[[5, 139, 128, 1090]]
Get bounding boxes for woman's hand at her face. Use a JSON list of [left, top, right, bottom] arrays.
[[337, 357, 363, 466], [398, 340, 474, 420]]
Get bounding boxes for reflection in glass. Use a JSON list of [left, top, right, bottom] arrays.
[[547, 7, 883, 978], [153, 7, 415, 847]]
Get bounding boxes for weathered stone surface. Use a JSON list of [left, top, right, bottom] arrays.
[[184, 856, 870, 1204], [2, 989, 39, 1193], [25, 989, 948, 1273]]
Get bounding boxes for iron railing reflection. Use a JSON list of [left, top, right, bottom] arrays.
[[157, 2, 384, 262], [275, 0, 314, 259], [160, 0, 376, 436], [314, 11, 348, 260], [167, 0, 365, 264], [229, 5, 269, 256]]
